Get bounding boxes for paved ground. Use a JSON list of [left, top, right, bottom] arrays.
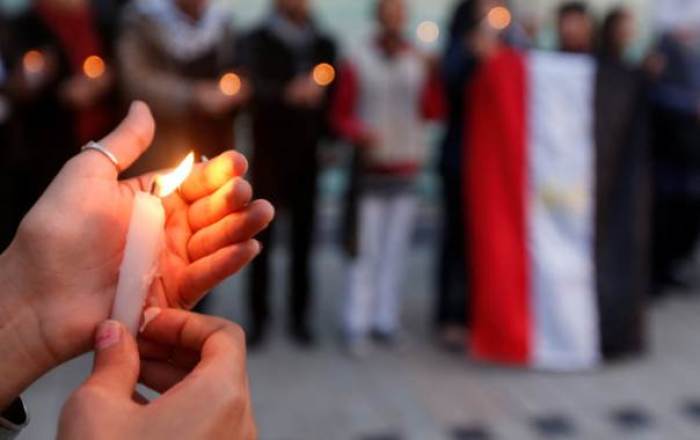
[[18, 202, 700, 440]]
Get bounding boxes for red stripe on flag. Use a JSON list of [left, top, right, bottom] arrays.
[[464, 48, 530, 365]]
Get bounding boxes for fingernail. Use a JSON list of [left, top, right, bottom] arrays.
[[255, 240, 263, 254], [128, 100, 140, 114], [139, 307, 162, 334], [95, 320, 122, 350]]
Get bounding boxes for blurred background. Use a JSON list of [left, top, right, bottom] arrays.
[[4, 0, 700, 438]]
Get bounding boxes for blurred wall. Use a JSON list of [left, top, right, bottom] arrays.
[[0, 0, 656, 49], [227, 0, 654, 51]]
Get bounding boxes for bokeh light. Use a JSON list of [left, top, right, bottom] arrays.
[[219, 72, 242, 96], [312, 63, 336, 87], [416, 20, 440, 44], [487, 6, 512, 30], [23, 50, 45, 74], [83, 55, 106, 79]]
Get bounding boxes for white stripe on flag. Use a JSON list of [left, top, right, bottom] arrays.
[[527, 51, 600, 371]]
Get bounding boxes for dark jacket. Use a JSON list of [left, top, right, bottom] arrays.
[[242, 20, 336, 205], [594, 59, 651, 359], [4, 1, 119, 191], [118, 1, 241, 174]]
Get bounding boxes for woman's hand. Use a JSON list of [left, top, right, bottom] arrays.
[[60, 69, 114, 110], [58, 310, 256, 439], [194, 79, 250, 116], [0, 101, 273, 407]]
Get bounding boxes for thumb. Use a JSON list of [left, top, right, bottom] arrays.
[[77, 101, 155, 179], [83, 320, 140, 398]]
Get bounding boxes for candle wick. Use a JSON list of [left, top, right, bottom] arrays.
[[150, 179, 160, 196]]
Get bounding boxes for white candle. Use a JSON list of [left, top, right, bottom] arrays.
[[111, 192, 165, 334], [111, 153, 194, 334]]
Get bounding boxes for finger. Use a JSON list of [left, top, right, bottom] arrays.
[[77, 101, 155, 179], [179, 240, 262, 307], [132, 391, 150, 405], [139, 309, 246, 369], [84, 320, 140, 398], [140, 360, 188, 393], [180, 151, 248, 203], [188, 178, 253, 231], [138, 338, 171, 360], [187, 199, 274, 261], [138, 338, 200, 370]]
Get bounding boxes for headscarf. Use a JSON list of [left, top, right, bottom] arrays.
[[447, 0, 480, 42], [133, 0, 232, 62]]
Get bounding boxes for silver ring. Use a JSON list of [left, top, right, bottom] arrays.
[[81, 141, 120, 172]]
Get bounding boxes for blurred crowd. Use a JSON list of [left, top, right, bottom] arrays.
[[0, 0, 699, 367]]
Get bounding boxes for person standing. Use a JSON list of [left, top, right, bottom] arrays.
[[594, 7, 651, 358], [647, 25, 700, 293], [242, 0, 336, 347], [2, 0, 120, 250], [118, 0, 249, 174], [557, 2, 650, 359], [0, 14, 16, 251], [332, 0, 442, 354], [557, 2, 595, 54], [434, 0, 490, 352]]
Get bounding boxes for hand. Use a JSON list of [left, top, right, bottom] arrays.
[[284, 75, 324, 108], [420, 52, 440, 71], [0, 102, 274, 407], [467, 29, 500, 59], [58, 309, 256, 439], [355, 130, 379, 149], [60, 69, 114, 109], [643, 52, 666, 80], [194, 80, 248, 116]]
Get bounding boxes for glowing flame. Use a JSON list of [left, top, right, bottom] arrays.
[[23, 50, 45, 74], [83, 55, 106, 79], [417, 21, 440, 44], [219, 72, 241, 96], [312, 63, 335, 87], [487, 6, 512, 30], [154, 152, 195, 197]]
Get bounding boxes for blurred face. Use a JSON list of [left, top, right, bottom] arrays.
[[558, 11, 594, 53], [377, 0, 407, 35], [276, 0, 310, 23], [613, 12, 636, 51], [46, 0, 87, 10], [175, 0, 209, 19], [478, 0, 504, 18]]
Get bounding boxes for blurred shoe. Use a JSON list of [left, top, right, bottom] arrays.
[[370, 329, 408, 351], [288, 324, 316, 348], [437, 325, 466, 353], [653, 273, 693, 297]]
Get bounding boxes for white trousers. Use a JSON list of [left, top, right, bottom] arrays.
[[344, 192, 418, 336]]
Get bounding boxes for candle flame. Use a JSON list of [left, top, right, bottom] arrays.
[[219, 72, 241, 96], [416, 21, 440, 44], [23, 50, 45, 74], [487, 6, 512, 31], [83, 55, 106, 79], [312, 63, 335, 87], [154, 152, 195, 197]]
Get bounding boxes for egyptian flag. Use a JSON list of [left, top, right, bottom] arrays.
[[465, 48, 650, 371]]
